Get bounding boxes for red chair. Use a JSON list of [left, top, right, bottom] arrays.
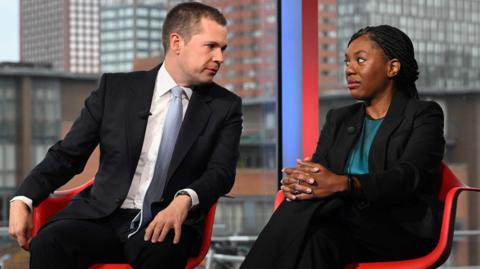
[[32, 179, 217, 269], [274, 162, 480, 269]]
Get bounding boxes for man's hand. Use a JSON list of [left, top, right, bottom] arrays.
[[144, 195, 191, 244], [9, 200, 33, 250]]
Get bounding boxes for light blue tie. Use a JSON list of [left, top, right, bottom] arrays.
[[129, 86, 184, 237]]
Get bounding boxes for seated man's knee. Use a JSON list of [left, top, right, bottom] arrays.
[[30, 230, 58, 253]]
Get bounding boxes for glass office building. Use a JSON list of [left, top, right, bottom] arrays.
[[100, 0, 170, 72], [20, 0, 100, 74], [336, 0, 480, 91]]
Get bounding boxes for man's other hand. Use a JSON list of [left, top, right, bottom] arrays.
[[9, 200, 33, 250]]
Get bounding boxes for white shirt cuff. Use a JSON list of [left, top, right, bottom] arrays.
[[10, 196, 33, 211], [175, 188, 199, 209]]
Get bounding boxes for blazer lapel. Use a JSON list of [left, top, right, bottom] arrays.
[[166, 87, 213, 182], [369, 91, 409, 172], [329, 105, 365, 173], [126, 65, 159, 179]]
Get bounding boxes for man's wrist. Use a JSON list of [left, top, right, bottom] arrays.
[[10, 196, 33, 212], [175, 192, 193, 209], [174, 188, 199, 209]]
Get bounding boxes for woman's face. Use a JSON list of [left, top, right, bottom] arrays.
[[344, 35, 397, 101]]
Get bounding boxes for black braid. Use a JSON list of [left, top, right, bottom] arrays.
[[348, 25, 419, 98]]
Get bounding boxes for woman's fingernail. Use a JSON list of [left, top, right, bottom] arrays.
[[308, 178, 314, 184], [307, 188, 312, 193]]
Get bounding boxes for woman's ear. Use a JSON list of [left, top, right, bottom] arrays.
[[387, 59, 401, 78]]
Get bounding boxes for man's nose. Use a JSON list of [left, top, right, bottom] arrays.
[[213, 48, 224, 63]]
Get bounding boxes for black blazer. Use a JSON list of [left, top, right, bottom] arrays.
[[313, 90, 445, 239], [240, 91, 445, 269], [16, 64, 243, 236]]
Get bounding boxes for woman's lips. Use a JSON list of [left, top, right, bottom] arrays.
[[347, 80, 360, 90]]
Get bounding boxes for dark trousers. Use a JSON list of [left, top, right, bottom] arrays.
[[29, 209, 196, 269], [296, 207, 436, 269]]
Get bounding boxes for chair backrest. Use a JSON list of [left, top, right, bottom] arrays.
[[437, 162, 464, 201]]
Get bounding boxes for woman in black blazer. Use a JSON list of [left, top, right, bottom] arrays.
[[241, 25, 445, 269]]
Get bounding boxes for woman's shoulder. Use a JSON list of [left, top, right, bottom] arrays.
[[406, 98, 444, 116]]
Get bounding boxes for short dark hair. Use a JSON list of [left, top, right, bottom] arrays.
[[348, 25, 419, 98], [162, 2, 227, 53]]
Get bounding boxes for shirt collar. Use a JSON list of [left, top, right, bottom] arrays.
[[155, 64, 193, 100]]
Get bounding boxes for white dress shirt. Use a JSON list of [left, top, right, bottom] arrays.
[[12, 64, 199, 211], [121, 64, 198, 209]]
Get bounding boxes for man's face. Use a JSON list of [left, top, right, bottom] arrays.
[[176, 18, 227, 86]]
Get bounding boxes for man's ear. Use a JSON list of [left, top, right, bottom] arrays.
[[170, 33, 182, 54], [387, 59, 401, 78]]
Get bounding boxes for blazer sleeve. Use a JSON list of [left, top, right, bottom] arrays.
[[355, 101, 445, 206], [188, 96, 243, 213], [15, 74, 107, 206]]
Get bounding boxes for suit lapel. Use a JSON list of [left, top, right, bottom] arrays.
[[369, 91, 409, 172], [166, 87, 213, 182], [126, 65, 159, 179]]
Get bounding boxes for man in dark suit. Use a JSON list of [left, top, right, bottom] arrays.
[[9, 2, 242, 269]]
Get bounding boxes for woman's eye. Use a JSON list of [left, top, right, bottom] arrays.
[[357, 58, 366, 63], [344, 60, 350, 66]]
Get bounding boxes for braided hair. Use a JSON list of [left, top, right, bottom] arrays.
[[348, 25, 419, 98]]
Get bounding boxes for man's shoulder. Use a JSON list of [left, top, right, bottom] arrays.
[[100, 69, 152, 82], [196, 82, 241, 102]]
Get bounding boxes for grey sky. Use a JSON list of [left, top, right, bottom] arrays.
[[0, 0, 19, 62]]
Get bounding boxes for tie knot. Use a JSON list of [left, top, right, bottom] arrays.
[[171, 86, 183, 99]]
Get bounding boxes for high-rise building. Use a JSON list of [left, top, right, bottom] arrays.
[[318, 0, 340, 92], [205, 0, 277, 99], [100, 0, 171, 72], [335, 0, 480, 92], [20, 0, 100, 74]]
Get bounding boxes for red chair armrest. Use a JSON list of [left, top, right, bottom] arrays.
[[273, 191, 285, 211], [345, 186, 480, 269], [32, 180, 94, 236]]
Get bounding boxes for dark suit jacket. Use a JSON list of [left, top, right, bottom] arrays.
[[16, 64, 243, 237], [241, 91, 445, 269]]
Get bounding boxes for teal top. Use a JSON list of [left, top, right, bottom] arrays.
[[344, 116, 384, 174]]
